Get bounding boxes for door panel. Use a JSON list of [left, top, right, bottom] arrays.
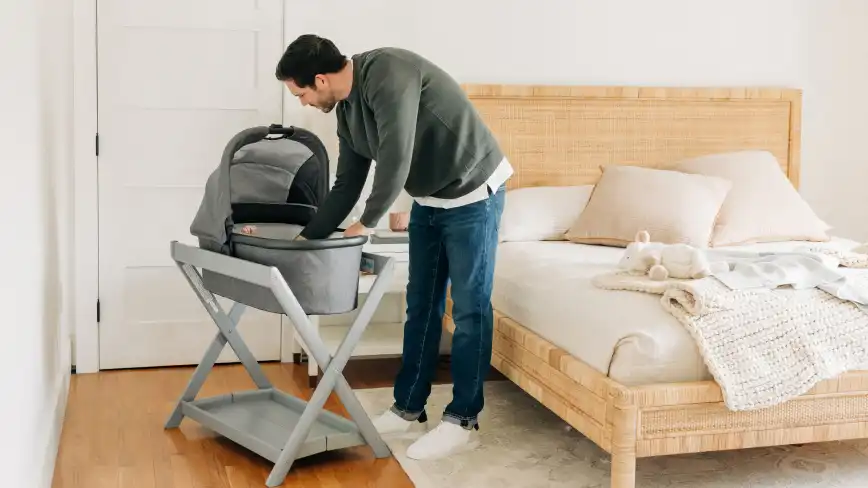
[[114, 29, 259, 109], [97, 0, 286, 369], [116, 110, 263, 187]]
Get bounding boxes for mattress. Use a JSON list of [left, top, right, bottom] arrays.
[[492, 236, 862, 386]]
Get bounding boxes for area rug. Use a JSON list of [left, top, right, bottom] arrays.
[[356, 380, 868, 488]]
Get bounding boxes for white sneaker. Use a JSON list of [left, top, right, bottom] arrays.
[[405, 421, 479, 460], [372, 409, 428, 435]]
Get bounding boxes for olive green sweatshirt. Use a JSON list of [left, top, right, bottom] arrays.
[[299, 47, 504, 239]]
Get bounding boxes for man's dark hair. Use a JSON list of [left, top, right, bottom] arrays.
[[275, 34, 347, 88]]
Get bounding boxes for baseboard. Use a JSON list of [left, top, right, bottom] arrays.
[[39, 369, 71, 488]]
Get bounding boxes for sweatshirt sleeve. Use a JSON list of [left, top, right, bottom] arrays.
[[299, 135, 371, 240], [357, 57, 422, 228]]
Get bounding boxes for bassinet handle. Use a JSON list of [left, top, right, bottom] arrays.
[[267, 124, 296, 136]]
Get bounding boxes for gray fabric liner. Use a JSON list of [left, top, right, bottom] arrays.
[[232, 222, 302, 240], [190, 127, 313, 253], [229, 163, 293, 204]]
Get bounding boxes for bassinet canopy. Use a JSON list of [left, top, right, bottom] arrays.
[[191, 124, 330, 253]]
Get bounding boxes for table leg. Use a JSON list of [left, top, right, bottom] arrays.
[[281, 315, 304, 364], [305, 315, 320, 387]]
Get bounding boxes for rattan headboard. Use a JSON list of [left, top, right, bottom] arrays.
[[462, 85, 802, 190]]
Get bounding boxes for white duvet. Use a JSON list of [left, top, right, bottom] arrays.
[[492, 237, 862, 386]]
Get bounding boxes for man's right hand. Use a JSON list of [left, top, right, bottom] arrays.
[[343, 221, 371, 238]]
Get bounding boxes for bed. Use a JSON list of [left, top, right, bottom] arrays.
[[492, 237, 863, 388], [442, 84, 868, 488]]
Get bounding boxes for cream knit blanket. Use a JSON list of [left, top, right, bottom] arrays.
[[593, 247, 868, 411]]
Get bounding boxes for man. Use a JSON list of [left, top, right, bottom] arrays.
[[275, 34, 512, 460]]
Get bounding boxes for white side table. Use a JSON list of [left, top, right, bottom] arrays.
[[282, 241, 410, 387]]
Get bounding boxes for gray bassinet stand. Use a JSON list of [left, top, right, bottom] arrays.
[[165, 240, 393, 487]]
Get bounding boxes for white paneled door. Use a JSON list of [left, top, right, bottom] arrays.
[[97, 0, 286, 369]]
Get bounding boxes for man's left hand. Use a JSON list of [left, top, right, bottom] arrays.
[[344, 221, 372, 238]]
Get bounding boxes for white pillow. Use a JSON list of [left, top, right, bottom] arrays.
[[499, 185, 594, 242], [673, 150, 830, 246]]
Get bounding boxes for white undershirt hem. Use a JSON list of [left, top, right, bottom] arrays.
[[413, 157, 513, 209]]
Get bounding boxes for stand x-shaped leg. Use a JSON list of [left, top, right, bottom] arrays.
[[164, 243, 393, 487], [264, 254, 393, 486], [165, 262, 273, 429]]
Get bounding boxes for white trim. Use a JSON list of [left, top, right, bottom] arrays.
[[39, 367, 71, 488], [72, 0, 99, 373], [280, 316, 297, 363]]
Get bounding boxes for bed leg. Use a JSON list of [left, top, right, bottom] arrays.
[[610, 405, 638, 488], [611, 450, 636, 488]]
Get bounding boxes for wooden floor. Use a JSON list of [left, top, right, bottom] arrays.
[[50, 357, 496, 488]]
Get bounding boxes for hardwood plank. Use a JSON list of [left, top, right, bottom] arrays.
[[52, 356, 503, 487]]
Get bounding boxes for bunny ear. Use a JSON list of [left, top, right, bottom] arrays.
[[635, 230, 650, 243]]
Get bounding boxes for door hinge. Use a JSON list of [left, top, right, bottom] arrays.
[[95, 133, 100, 156], [96, 299, 101, 323]]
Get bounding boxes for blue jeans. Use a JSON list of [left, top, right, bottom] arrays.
[[389, 185, 505, 429]]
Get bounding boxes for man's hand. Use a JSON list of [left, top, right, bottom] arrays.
[[344, 221, 372, 238]]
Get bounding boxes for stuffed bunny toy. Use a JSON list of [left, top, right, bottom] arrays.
[[618, 230, 724, 281], [618, 231, 664, 275]]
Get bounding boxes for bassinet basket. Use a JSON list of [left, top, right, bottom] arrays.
[[189, 124, 366, 315]]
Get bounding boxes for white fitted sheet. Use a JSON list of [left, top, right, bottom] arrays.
[[492, 237, 862, 386]]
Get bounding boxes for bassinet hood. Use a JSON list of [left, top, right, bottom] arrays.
[[190, 125, 322, 253]]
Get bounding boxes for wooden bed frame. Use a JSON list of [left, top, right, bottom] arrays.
[[443, 84, 868, 488]]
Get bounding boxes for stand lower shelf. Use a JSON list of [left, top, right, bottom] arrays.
[[180, 388, 366, 462]]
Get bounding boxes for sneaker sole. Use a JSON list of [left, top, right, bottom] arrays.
[[376, 421, 429, 438], [405, 439, 480, 461]]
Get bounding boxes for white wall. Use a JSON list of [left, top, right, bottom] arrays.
[[799, 0, 868, 242], [283, 0, 868, 241], [0, 0, 75, 485]]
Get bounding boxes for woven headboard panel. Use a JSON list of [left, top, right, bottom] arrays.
[[462, 85, 802, 190]]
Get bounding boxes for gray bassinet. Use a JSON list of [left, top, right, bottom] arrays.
[[189, 124, 365, 315], [167, 124, 394, 486], [203, 222, 366, 315]]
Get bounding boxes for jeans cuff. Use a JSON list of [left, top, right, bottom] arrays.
[[442, 413, 480, 431], [390, 404, 428, 423]]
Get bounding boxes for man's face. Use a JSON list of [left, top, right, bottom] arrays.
[[285, 76, 337, 113]]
